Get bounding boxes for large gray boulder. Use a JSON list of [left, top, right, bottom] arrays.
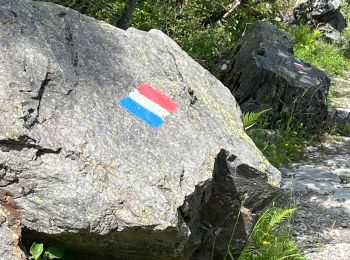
[[0, 1, 280, 259], [212, 21, 331, 128]]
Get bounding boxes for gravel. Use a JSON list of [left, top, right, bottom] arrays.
[[281, 136, 350, 259]]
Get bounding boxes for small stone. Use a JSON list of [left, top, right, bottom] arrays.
[[0, 146, 10, 152], [293, 231, 300, 236], [341, 223, 348, 228], [220, 63, 228, 70]]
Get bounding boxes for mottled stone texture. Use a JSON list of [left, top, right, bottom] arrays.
[[293, 0, 347, 30], [292, 0, 347, 43], [0, 1, 280, 259], [213, 21, 331, 128]]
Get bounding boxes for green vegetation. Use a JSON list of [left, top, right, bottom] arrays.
[[243, 109, 311, 167], [243, 109, 272, 131], [325, 122, 350, 137], [43, 0, 286, 67], [247, 124, 308, 168], [290, 26, 350, 76], [44, 0, 350, 75], [216, 194, 302, 260], [341, 122, 350, 136], [29, 242, 74, 260], [238, 207, 304, 260]]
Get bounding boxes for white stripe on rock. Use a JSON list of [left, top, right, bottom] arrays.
[[129, 90, 170, 118]]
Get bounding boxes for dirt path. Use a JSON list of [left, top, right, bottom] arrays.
[[281, 136, 350, 259]]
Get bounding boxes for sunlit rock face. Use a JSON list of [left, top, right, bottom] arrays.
[[0, 1, 280, 259]]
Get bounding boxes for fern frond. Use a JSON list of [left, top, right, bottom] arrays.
[[267, 208, 296, 230], [243, 108, 271, 130], [239, 207, 304, 260]]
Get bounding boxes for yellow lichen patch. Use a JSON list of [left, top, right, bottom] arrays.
[[259, 154, 281, 186], [136, 46, 152, 66], [33, 196, 43, 205], [269, 177, 280, 187], [236, 127, 254, 142], [92, 178, 109, 193], [198, 92, 253, 143], [0, 130, 20, 139], [199, 94, 234, 133], [0, 207, 7, 217], [259, 153, 271, 169], [170, 88, 180, 97], [87, 159, 117, 173]]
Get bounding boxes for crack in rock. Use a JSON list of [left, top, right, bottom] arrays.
[[23, 72, 52, 129], [187, 87, 198, 106], [0, 136, 61, 155], [64, 20, 80, 94], [168, 50, 184, 82], [0, 164, 21, 187]]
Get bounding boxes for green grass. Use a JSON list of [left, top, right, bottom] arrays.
[[42, 0, 288, 68], [289, 25, 350, 76], [243, 109, 313, 168], [325, 122, 350, 137], [247, 128, 306, 168]]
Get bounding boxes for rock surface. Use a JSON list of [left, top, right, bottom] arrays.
[[0, 0, 280, 259], [327, 76, 350, 126], [291, 0, 347, 43], [212, 21, 331, 128], [281, 136, 350, 260]]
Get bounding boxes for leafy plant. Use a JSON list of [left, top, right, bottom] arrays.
[[238, 207, 304, 260], [342, 123, 350, 137], [246, 108, 311, 168], [30, 243, 44, 260], [289, 25, 350, 76], [29, 242, 74, 260], [242, 108, 271, 130]]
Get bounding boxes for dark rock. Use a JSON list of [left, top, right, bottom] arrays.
[[311, 0, 341, 22], [182, 150, 278, 259], [319, 23, 346, 44], [291, 0, 348, 41], [327, 107, 350, 126], [0, 0, 280, 259], [212, 21, 331, 128], [326, 11, 347, 31], [293, 0, 314, 25]]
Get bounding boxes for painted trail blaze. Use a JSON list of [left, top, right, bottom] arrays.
[[294, 62, 306, 70], [119, 83, 177, 128]]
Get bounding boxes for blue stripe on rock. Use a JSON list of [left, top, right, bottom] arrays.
[[119, 96, 164, 128]]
